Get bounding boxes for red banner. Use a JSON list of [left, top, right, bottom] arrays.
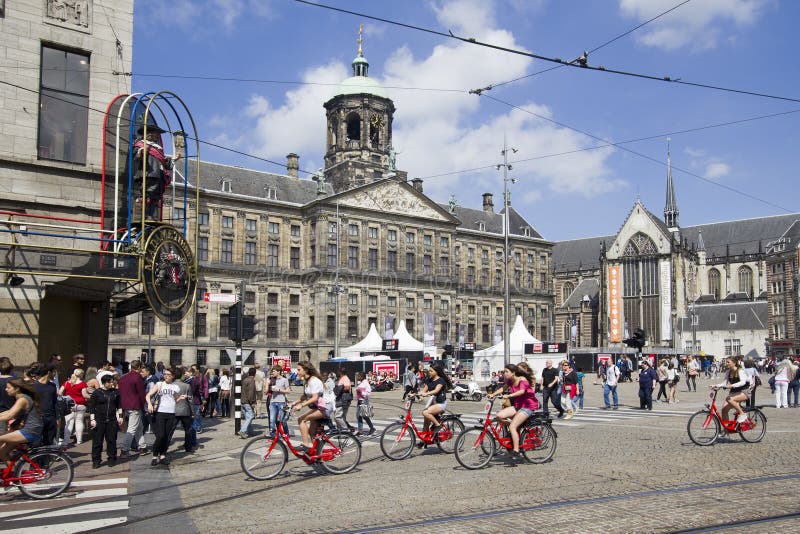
[[373, 361, 399, 378], [271, 356, 292, 373]]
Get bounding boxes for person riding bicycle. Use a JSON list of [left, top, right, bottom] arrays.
[[290, 362, 328, 453], [488, 363, 538, 458], [0, 378, 43, 465], [713, 357, 749, 424], [416, 363, 452, 437]]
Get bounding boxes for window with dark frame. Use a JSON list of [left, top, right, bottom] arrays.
[[245, 290, 256, 303], [169, 322, 182, 336], [309, 316, 315, 339], [266, 316, 278, 338], [291, 224, 301, 237], [141, 313, 154, 335], [348, 246, 359, 269], [169, 349, 183, 367], [368, 248, 378, 270], [198, 212, 209, 226], [196, 350, 207, 366], [219, 314, 229, 338], [244, 242, 257, 265], [289, 317, 299, 339], [38, 45, 89, 164], [328, 244, 338, 267], [326, 315, 336, 338], [221, 239, 233, 263], [290, 247, 300, 269], [347, 316, 358, 339], [246, 219, 257, 232], [222, 216, 233, 228], [267, 293, 278, 305], [195, 313, 207, 337], [111, 317, 126, 335], [198, 237, 209, 261]]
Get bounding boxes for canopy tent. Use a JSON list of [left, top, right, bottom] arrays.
[[392, 320, 424, 352], [471, 316, 545, 379], [338, 322, 383, 360]]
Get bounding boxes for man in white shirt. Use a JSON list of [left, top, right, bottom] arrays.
[[603, 362, 621, 409]]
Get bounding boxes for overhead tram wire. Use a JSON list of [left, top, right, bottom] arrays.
[[0, 77, 793, 213], [481, 93, 793, 214], [490, 0, 693, 89], [419, 107, 800, 179], [296, 0, 800, 105]]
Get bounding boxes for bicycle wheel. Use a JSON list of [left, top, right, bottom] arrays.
[[15, 451, 73, 499], [435, 417, 465, 454], [738, 409, 767, 443], [687, 410, 720, 446], [240, 437, 287, 480], [520, 424, 557, 464], [320, 431, 362, 475], [379, 422, 416, 460], [454, 427, 495, 470]]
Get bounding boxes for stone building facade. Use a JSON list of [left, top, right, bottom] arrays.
[[107, 46, 554, 368], [0, 0, 133, 366], [764, 221, 800, 357]]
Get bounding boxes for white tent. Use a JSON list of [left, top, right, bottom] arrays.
[[338, 322, 383, 360], [392, 320, 424, 351], [472, 315, 545, 379]]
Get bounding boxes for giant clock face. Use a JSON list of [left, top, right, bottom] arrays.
[[141, 224, 197, 323], [370, 114, 383, 127]]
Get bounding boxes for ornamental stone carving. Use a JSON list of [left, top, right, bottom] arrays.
[[45, 0, 90, 29], [337, 182, 450, 222]]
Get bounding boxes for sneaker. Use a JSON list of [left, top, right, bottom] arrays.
[[367, 428, 376, 436], [612, 406, 619, 410], [238, 432, 249, 439], [138, 447, 149, 455], [108, 458, 117, 467], [736, 413, 748, 424], [564, 411, 574, 420], [151, 458, 159, 467], [92, 462, 101, 469], [158, 457, 170, 466], [119, 450, 129, 457]]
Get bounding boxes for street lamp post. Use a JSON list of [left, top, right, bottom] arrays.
[[499, 138, 517, 366]]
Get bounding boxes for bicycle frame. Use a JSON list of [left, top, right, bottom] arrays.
[[471, 398, 547, 451], [267, 410, 343, 465], [1, 448, 50, 486], [396, 397, 453, 445], [704, 389, 755, 433]]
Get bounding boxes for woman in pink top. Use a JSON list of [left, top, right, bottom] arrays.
[[354, 372, 375, 436], [488, 363, 538, 458], [59, 368, 89, 446]]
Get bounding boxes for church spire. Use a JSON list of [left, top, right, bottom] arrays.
[[664, 137, 679, 229], [352, 24, 369, 77]]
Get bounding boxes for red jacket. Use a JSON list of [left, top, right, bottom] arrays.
[[117, 370, 146, 410]]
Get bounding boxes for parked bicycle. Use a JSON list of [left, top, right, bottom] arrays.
[[240, 406, 361, 479], [0, 444, 74, 499], [379, 395, 464, 460], [687, 387, 767, 446], [454, 397, 557, 469]]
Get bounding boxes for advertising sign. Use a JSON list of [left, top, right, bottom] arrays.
[[382, 338, 399, 351], [609, 264, 622, 343], [597, 353, 612, 365], [373, 361, 399, 377], [423, 312, 435, 346], [270, 356, 291, 372], [660, 259, 672, 341]]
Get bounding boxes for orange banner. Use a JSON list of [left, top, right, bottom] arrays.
[[609, 264, 622, 343]]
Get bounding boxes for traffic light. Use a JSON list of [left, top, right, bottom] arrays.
[[242, 315, 260, 341], [623, 328, 646, 351], [227, 302, 242, 342], [443, 344, 453, 357]]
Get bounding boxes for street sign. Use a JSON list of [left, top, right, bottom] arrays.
[[203, 292, 238, 303]]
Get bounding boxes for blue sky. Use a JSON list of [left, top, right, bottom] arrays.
[[132, 0, 800, 241]]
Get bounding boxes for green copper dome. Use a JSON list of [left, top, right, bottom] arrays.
[[331, 49, 389, 99]]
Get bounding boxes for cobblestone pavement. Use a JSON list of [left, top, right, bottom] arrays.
[[96, 377, 798, 533]]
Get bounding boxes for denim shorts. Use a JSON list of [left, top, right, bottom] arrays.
[[518, 407, 535, 418], [19, 429, 41, 443]]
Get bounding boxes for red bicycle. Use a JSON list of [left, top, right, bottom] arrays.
[[454, 397, 557, 469], [687, 388, 766, 446], [0, 445, 74, 499], [240, 407, 361, 479], [379, 395, 464, 460]]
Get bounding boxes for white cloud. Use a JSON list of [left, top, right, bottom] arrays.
[[619, 0, 770, 50], [218, 0, 620, 202], [140, 0, 274, 32], [704, 161, 730, 179]]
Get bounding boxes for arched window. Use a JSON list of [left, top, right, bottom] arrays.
[[738, 266, 753, 297], [562, 282, 574, 304], [563, 320, 571, 341], [345, 113, 361, 145], [621, 233, 660, 341], [708, 268, 721, 300]]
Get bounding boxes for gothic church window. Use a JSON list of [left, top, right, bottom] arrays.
[[738, 266, 753, 297], [621, 232, 660, 341], [562, 282, 574, 304], [708, 268, 721, 300]]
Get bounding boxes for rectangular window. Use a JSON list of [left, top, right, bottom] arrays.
[[424, 298, 432, 310], [729, 313, 737, 324], [496, 306, 503, 317], [467, 324, 475, 343], [368, 295, 378, 307], [196, 350, 207, 366], [347, 316, 358, 339], [141, 313, 154, 335], [406, 253, 415, 273], [440, 320, 449, 342], [387, 296, 397, 307], [388, 229, 397, 242], [172, 207, 185, 223], [267, 292, 278, 305], [244, 242, 257, 265], [289, 294, 300, 306], [219, 314, 229, 338], [423, 235, 432, 246], [246, 219, 257, 232], [423, 255, 432, 275], [468, 248, 475, 261], [328, 244, 338, 267], [269, 222, 280, 235], [406, 318, 415, 337], [368, 248, 378, 270], [482, 306, 489, 315], [195, 313, 207, 337], [169, 349, 182, 367], [266, 316, 278, 339], [540, 272, 546, 288], [268, 244, 279, 267], [327, 292, 337, 306], [440, 300, 449, 311], [197, 237, 209, 261], [528, 253, 533, 264], [440, 236, 449, 248], [348, 246, 359, 269], [222, 216, 234, 229], [310, 244, 316, 266], [291, 224, 301, 237], [38, 46, 89, 164], [198, 212, 209, 226], [348, 224, 359, 236], [514, 269, 521, 287], [495, 269, 502, 287], [368, 227, 378, 239], [482, 249, 489, 262], [111, 317, 126, 335], [348, 293, 358, 306], [514, 252, 521, 264], [526, 272, 533, 289], [482, 324, 490, 343], [326, 316, 336, 338], [468, 305, 476, 315], [406, 297, 415, 309], [387, 250, 397, 271], [169, 322, 182, 336], [309, 316, 315, 339], [406, 231, 415, 244], [540, 254, 547, 267], [289, 317, 299, 339], [244, 290, 256, 304], [290, 247, 300, 269], [221, 239, 233, 263], [328, 222, 338, 235]]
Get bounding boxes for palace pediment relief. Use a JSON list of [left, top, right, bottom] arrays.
[[333, 180, 454, 223]]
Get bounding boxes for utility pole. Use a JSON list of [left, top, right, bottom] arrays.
[[234, 279, 244, 435], [499, 137, 517, 366]]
